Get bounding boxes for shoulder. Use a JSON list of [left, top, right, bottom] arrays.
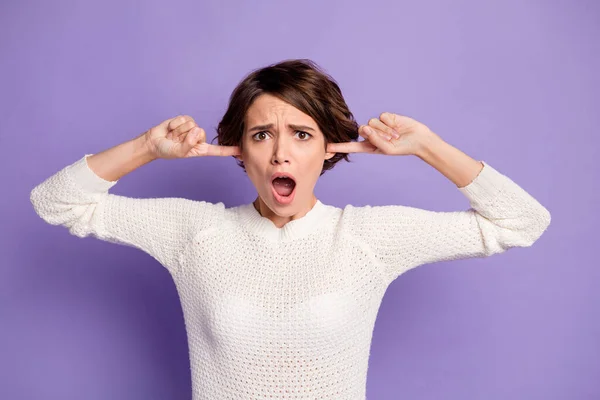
[[151, 198, 228, 230], [148, 197, 226, 215], [340, 203, 412, 219], [338, 203, 435, 232]]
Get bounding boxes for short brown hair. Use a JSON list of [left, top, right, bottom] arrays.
[[215, 59, 359, 175]]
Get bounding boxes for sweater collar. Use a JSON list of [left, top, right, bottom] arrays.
[[237, 199, 331, 242]]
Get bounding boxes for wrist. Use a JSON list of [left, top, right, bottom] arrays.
[[415, 130, 444, 160], [133, 132, 159, 162]]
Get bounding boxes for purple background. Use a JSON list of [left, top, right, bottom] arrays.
[[1, 1, 598, 399]]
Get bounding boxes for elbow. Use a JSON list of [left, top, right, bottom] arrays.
[[30, 186, 58, 226], [29, 183, 85, 230], [522, 206, 551, 247], [30, 185, 47, 220], [541, 206, 552, 231], [29, 171, 104, 238], [30, 184, 61, 225], [486, 206, 551, 251]]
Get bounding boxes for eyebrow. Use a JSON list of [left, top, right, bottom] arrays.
[[247, 123, 316, 133]]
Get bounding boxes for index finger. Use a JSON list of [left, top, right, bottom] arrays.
[[204, 144, 242, 157], [327, 141, 377, 154]]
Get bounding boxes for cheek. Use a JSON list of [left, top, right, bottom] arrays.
[[242, 150, 267, 185], [305, 147, 326, 167], [299, 150, 326, 181], [243, 160, 260, 181]]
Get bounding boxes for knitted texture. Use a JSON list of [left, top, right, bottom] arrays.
[[30, 155, 551, 399]]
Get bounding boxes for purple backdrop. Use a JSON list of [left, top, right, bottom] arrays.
[[1, 0, 598, 399]]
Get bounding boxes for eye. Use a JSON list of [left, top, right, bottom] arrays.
[[295, 131, 312, 140], [252, 131, 270, 141]]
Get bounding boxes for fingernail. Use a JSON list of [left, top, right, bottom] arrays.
[[363, 126, 372, 136]]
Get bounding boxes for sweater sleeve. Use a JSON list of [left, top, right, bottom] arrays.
[[345, 161, 551, 284], [30, 154, 223, 274]]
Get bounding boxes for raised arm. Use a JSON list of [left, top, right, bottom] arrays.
[[345, 161, 551, 283], [331, 112, 551, 284], [30, 115, 240, 275]]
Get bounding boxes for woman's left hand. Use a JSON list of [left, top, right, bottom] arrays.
[[327, 112, 438, 156]]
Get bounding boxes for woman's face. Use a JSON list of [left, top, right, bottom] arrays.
[[238, 93, 335, 221]]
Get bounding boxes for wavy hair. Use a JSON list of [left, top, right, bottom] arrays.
[[216, 59, 359, 175]]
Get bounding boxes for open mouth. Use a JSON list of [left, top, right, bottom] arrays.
[[271, 173, 296, 204]]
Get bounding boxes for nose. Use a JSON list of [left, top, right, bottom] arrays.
[[271, 135, 290, 165]]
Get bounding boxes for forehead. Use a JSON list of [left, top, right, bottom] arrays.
[[245, 94, 316, 126]]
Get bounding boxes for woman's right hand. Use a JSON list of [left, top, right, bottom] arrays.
[[144, 115, 241, 159]]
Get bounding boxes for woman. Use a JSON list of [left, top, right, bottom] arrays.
[[30, 59, 551, 399]]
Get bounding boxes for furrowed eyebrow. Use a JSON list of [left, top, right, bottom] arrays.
[[289, 124, 315, 132], [247, 123, 316, 132]]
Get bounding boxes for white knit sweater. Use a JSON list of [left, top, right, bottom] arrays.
[[30, 154, 551, 399]]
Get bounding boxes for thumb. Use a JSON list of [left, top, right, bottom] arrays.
[[174, 127, 201, 157], [184, 127, 201, 147]]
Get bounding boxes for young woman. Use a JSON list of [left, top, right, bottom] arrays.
[[30, 59, 551, 399]]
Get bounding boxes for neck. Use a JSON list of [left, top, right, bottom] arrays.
[[253, 195, 318, 228]]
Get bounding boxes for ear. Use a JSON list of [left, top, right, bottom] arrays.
[[234, 141, 244, 161], [324, 151, 336, 160]]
